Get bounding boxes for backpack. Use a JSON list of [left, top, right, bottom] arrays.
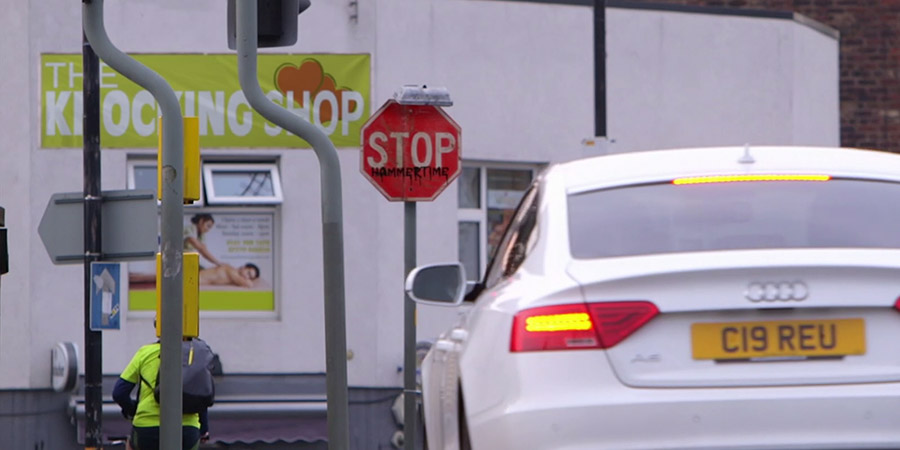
[[140, 339, 216, 414]]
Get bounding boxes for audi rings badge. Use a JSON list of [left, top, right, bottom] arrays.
[[745, 281, 809, 302]]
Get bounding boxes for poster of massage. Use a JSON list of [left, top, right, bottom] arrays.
[[128, 212, 275, 312]]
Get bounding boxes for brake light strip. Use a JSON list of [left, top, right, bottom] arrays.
[[672, 174, 831, 185]]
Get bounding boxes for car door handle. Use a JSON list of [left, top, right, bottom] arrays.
[[449, 329, 468, 342], [434, 339, 455, 352]]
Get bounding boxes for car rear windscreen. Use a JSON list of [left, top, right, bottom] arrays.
[[568, 178, 900, 258]]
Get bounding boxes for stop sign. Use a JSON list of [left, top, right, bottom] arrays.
[[360, 100, 461, 201]]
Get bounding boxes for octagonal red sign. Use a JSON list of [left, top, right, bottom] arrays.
[[360, 100, 461, 201]]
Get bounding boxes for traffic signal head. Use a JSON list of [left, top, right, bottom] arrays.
[[227, 0, 312, 49]]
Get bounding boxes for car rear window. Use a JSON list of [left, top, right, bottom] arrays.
[[568, 178, 900, 258]]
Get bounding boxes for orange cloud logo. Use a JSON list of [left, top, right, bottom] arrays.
[[274, 59, 357, 121]]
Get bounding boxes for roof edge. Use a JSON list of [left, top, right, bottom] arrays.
[[479, 0, 840, 40], [606, 0, 791, 20], [792, 11, 840, 40]]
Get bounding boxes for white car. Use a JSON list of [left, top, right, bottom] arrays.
[[407, 146, 900, 450]]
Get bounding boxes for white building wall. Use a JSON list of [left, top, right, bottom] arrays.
[[607, 8, 839, 153], [792, 17, 841, 146], [374, 0, 594, 163], [0, 0, 35, 389], [0, 0, 838, 389]]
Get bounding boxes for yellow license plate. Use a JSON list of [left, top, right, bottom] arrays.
[[692, 318, 866, 360]]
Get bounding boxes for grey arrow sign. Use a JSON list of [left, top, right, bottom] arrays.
[[38, 189, 158, 265]]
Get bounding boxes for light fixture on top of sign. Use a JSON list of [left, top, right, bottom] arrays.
[[393, 85, 453, 107]]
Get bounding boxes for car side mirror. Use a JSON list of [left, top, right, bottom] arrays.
[[405, 263, 467, 306]]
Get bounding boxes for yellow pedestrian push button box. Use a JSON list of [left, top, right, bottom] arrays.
[[157, 116, 201, 204], [155, 252, 200, 338]]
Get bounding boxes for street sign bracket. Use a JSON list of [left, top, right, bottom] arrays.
[[53, 191, 156, 206]]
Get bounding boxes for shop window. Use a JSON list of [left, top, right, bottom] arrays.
[[126, 158, 281, 315], [458, 164, 539, 282]]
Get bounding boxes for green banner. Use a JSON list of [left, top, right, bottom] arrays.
[[41, 53, 370, 148]]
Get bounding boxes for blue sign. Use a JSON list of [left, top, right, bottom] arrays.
[[90, 262, 123, 330]]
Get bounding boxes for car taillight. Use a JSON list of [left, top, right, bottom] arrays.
[[510, 301, 659, 352], [893, 297, 900, 312]]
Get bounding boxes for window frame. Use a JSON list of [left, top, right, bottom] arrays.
[[124, 206, 282, 320], [126, 157, 283, 319], [203, 162, 284, 205], [126, 158, 206, 207], [457, 161, 542, 283], [126, 158, 155, 191]]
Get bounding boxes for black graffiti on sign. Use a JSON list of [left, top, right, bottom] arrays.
[[369, 166, 451, 179]]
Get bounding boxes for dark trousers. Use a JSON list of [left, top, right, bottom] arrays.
[[130, 426, 200, 450]]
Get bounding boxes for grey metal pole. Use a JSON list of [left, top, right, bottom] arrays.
[[235, 2, 350, 448], [403, 201, 417, 450], [81, 25, 103, 449], [594, 0, 606, 138], [83, 1, 185, 448]]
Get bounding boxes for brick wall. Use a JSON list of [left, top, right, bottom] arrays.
[[652, 0, 900, 152]]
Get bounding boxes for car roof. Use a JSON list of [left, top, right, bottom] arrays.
[[550, 146, 900, 193]]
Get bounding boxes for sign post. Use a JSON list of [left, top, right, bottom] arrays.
[[82, 17, 103, 448], [361, 86, 460, 450]]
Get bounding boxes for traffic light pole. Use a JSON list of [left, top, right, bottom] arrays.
[[234, 2, 350, 448], [83, 1, 186, 448]]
